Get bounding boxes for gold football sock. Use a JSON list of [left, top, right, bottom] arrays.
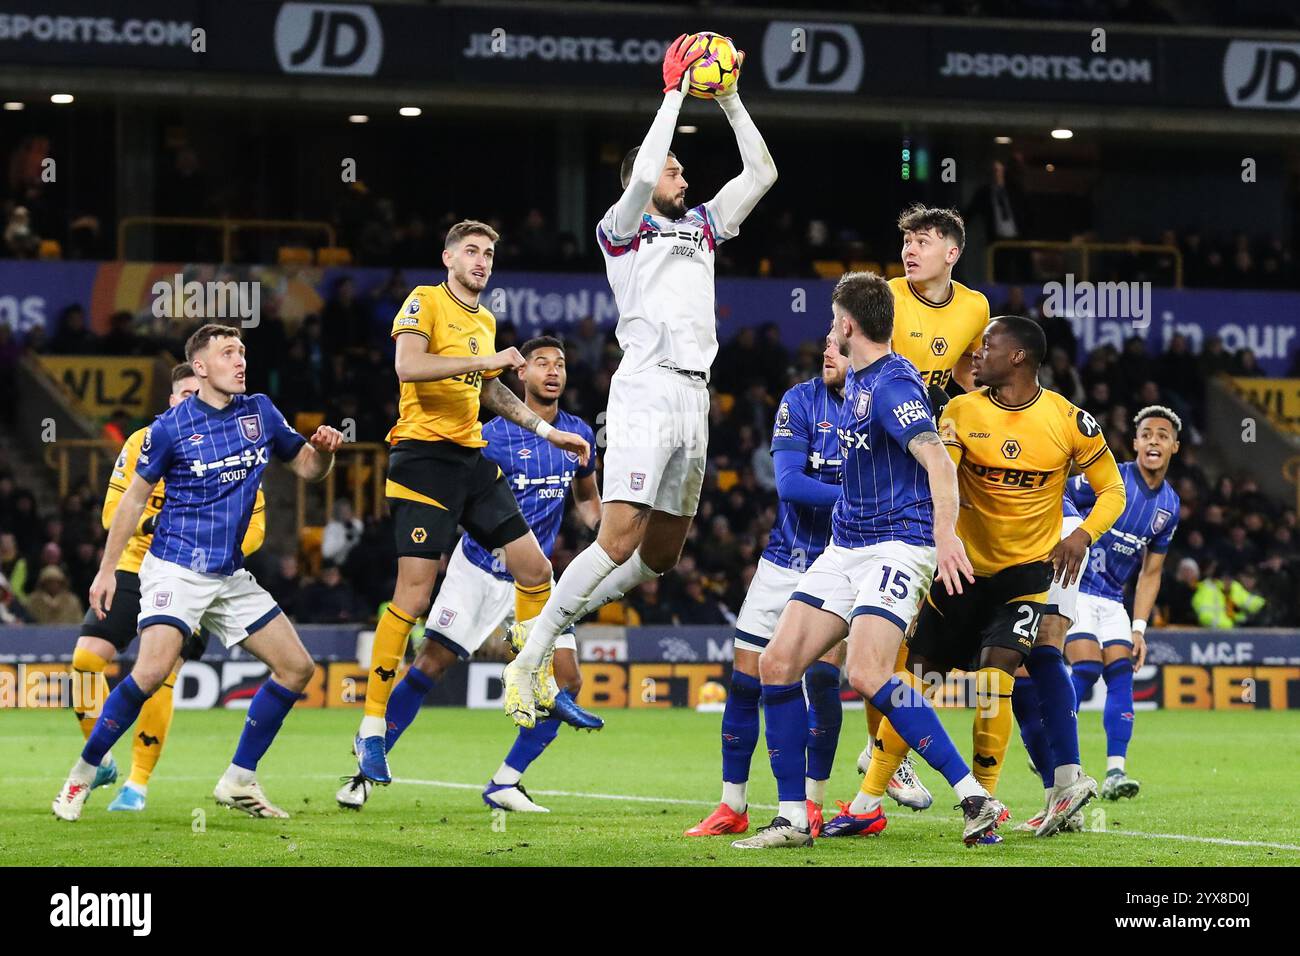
[[862, 716, 911, 798], [514, 580, 551, 626], [71, 646, 109, 740], [364, 604, 418, 718], [129, 667, 178, 788], [865, 644, 912, 740], [972, 667, 1016, 795]]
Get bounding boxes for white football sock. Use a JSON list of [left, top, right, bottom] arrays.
[[493, 762, 522, 787], [805, 777, 828, 805], [575, 551, 659, 619], [515, 543, 620, 668], [358, 715, 386, 739], [223, 764, 255, 787], [849, 791, 882, 815], [778, 799, 809, 830], [70, 758, 97, 786], [952, 774, 985, 801], [721, 781, 747, 814], [1107, 755, 1126, 773], [1053, 763, 1082, 788]]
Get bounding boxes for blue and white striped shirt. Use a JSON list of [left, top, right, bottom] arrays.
[[136, 393, 305, 576], [765, 377, 843, 570], [832, 353, 936, 549]]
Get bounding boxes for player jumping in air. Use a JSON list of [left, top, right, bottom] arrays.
[[337, 337, 603, 813], [731, 272, 1010, 850], [502, 34, 777, 727], [855, 204, 994, 810], [853, 316, 1126, 841], [69, 363, 267, 813], [352, 221, 591, 786], [1018, 406, 1181, 811], [54, 324, 341, 821], [685, 335, 848, 838]]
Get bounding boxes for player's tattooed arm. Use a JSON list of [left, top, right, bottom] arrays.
[[482, 379, 592, 466], [909, 430, 975, 595]]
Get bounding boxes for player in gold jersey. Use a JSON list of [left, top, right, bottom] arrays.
[[352, 220, 592, 786], [858, 205, 992, 810], [69, 363, 267, 812], [855, 317, 1125, 839]]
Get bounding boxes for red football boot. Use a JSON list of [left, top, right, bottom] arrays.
[[684, 802, 749, 836]]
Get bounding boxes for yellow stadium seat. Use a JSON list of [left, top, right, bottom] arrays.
[[812, 259, 844, 279], [849, 260, 882, 276], [885, 261, 906, 278], [278, 246, 313, 266], [299, 525, 324, 576], [294, 411, 326, 437], [316, 246, 353, 266], [38, 239, 62, 260], [717, 468, 740, 493], [716, 393, 736, 415]]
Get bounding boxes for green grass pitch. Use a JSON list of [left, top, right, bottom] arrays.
[[3, 706, 1297, 866]]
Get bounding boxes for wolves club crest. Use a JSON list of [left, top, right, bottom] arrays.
[[1152, 508, 1172, 534], [854, 389, 872, 421], [237, 414, 263, 443]]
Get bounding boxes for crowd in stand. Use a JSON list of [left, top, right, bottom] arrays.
[[2, 291, 1298, 632]]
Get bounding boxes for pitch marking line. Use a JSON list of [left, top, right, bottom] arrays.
[[389, 777, 1300, 852]]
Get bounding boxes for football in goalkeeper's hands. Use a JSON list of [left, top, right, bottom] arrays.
[[686, 33, 741, 99]]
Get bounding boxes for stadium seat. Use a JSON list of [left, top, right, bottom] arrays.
[[812, 259, 845, 279], [885, 262, 906, 278], [316, 246, 353, 266], [38, 239, 62, 260], [294, 411, 326, 437], [277, 246, 314, 266], [299, 525, 324, 576], [716, 393, 736, 415], [717, 468, 740, 493]]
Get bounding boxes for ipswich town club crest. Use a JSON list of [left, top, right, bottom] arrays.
[[436, 607, 457, 628], [854, 389, 872, 421], [237, 414, 263, 443], [1152, 508, 1173, 534]]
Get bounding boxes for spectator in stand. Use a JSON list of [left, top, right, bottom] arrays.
[[1036, 295, 1078, 363], [1197, 335, 1235, 378], [322, 276, 372, 353], [0, 531, 29, 602], [0, 571, 33, 623], [3, 204, 41, 258], [101, 410, 131, 446], [322, 499, 364, 566], [25, 564, 82, 624], [1235, 349, 1265, 377], [1215, 525, 1260, 574], [264, 553, 304, 619], [1163, 557, 1200, 626], [6, 489, 40, 554], [300, 562, 363, 623], [674, 572, 730, 625], [66, 540, 98, 602], [100, 311, 141, 355], [568, 316, 607, 374], [48, 305, 97, 355], [1156, 333, 1203, 418], [1041, 346, 1084, 404]]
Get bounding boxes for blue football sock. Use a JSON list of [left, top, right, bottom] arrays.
[[804, 662, 842, 783], [384, 668, 435, 754], [761, 681, 807, 803], [721, 670, 761, 784], [81, 675, 148, 767], [1011, 676, 1055, 789], [1070, 658, 1103, 711], [869, 677, 971, 788], [504, 720, 561, 775], [231, 679, 304, 772], [1027, 645, 1081, 770], [1102, 660, 1135, 759]]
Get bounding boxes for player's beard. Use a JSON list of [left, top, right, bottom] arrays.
[[453, 264, 487, 294], [652, 189, 687, 220], [526, 385, 558, 411]]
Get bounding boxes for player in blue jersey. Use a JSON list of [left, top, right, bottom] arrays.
[[336, 337, 604, 813], [731, 272, 1008, 849], [1062, 406, 1180, 800], [53, 324, 343, 821], [685, 334, 848, 838]]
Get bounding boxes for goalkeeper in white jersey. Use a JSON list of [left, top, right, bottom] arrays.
[[504, 33, 777, 726]]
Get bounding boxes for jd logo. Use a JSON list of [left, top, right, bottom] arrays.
[[762, 22, 864, 93], [275, 3, 383, 76], [1223, 41, 1300, 110]]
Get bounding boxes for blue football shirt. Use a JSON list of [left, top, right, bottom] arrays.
[[765, 376, 844, 570]]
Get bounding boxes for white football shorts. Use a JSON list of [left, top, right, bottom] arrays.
[[137, 551, 281, 650], [425, 540, 575, 659], [734, 557, 806, 653], [601, 365, 709, 517], [790, 540, 936, 632], [1045, 515, 1085, 625], [1067, 592, 1134, 647]]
